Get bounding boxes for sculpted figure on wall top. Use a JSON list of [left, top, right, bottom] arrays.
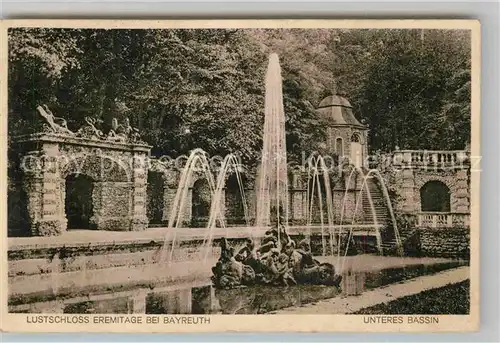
[[36, 105, 75, 136], [36, 105, 145, 145]]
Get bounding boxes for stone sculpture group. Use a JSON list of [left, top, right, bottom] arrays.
[[212, 223, 343, 289], [36, 104, 144, 144]]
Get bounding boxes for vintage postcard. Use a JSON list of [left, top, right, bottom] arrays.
[[0, 19, 480, 333]]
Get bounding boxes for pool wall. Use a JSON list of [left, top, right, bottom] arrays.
[[7, 226, 469, 311], [400, 227, 470, 259]]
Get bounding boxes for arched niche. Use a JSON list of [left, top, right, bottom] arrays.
[[225, 172, 248, 225], [147, 171, 166, 226], [191, 178, 212, 226], [420, 180, 451, 212], [65, 173, 96, 230]]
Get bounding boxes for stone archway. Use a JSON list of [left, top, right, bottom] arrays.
[[15, 133, 151, 236], [65, 174, 95, 230], [420, 180, 451, 212]]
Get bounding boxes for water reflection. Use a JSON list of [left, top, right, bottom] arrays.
[[60, 261, 465, 315], [191, 284, 341, 314], [341, 271, 366, 296], [147, 261, 465, 314], [148, 289, 193, 314]]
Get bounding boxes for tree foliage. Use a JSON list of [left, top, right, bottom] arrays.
[[354, 29, 471, 151], [8, 27, 472, 164]]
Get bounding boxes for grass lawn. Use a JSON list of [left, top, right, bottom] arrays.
[[353, 280, 470, 315]]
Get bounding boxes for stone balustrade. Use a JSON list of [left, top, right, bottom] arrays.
[[416, 212, 470, 228], [391, 150, 469, 169]]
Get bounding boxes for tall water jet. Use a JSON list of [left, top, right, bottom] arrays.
[[255, 53, 289, 246]]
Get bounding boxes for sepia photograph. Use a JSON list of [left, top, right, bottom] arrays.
[[1, 19, 480, 332]]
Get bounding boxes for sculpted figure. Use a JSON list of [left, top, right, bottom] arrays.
[[120, 118, 142, 143], [107, 118, 127, 142], [76, 117, 104, 140], [212, 238, 255, 289], [275, 251, 296, 287], [292, 239, 341, 286], [211, 226, 341, 289], [36, 105, 74, 136], [107, 117, 142, 143], [261, 249, 280, 284], [117, 118, 133, 136], [130, 128, 142, 143]]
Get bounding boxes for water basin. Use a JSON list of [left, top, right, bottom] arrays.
[[58, 259, 466, 315]]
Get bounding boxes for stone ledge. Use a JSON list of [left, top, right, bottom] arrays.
[[8, 225, 382, 252], [8, 259, 217, 300], [15, 133, 152, 152]]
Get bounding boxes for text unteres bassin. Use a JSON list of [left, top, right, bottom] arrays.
[[363, 316, 439, 324]]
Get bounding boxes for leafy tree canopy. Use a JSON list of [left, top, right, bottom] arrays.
[[8, 27, 471, 165]]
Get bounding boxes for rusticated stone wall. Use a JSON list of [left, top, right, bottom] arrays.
[[146, 163, 368, 227], [397, 226, 470, 259], [413, 169, 469, 213], [386, 167, 470, 215], [419, 227, 470, 259]]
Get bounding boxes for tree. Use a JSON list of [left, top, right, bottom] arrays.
[[8, 27, 472, 163], [282, 69, 326, 164], [8, 28, 82, 135], [249, 28, 337, 105], [355, 29, 471, 152], [125, 29, 267, 162]]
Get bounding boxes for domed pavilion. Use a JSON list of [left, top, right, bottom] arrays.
[[316, 94, 369, 168]]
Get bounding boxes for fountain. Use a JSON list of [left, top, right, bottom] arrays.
[[255, 53, 289, 242], [337, 166, 403, 273], [6, 52, 470, 317], [153, 53, 403, 290], [212, 54, 341, 288]]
